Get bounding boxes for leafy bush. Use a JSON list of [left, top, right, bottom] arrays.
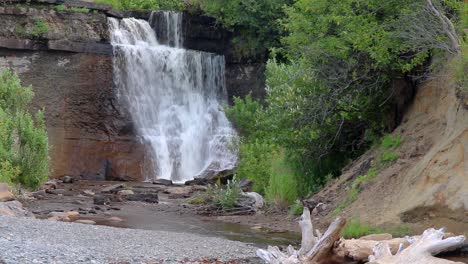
[[31, 18, 48, 38], [381, 151, 399, 162], [381, 135, 403, 150], [213, 177, 242, 210], [54, 5, 65, 12], [0, 70, 49, 189], [289, 200, 303, 216], [69, 7, 90, 13], [191, 0, 293, 59]]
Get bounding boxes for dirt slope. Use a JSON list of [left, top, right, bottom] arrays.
[[312, 68, 467, 235]]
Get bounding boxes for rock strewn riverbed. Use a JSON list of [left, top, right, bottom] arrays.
[[0, 215, 258, 263]]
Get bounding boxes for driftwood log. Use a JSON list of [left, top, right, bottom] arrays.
[[257, 207, 346, 263], [257, 208, 466, 264], [368, 228, 466, 264]]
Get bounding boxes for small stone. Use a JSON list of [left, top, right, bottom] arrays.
[[75, 219, 96, 225], [82, 190, 95, 196], [117, 189, 134, 196], [41, 181, 57, 191], [153, 179, 173, 186], [62, 176, 74, 184], [101, 184, 125, 193]]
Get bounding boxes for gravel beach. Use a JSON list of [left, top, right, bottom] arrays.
[[0, 216, 258, 263]]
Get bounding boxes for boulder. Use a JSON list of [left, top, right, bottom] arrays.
[[32, 189, 47, 199], [93, 195, 111, 205], [117, 189, 134, 196], [0, 189, 14, 202], [48, 211, 79, 222], [0, 200, 34, 217]]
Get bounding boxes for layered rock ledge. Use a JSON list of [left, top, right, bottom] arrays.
[[0, 3, 265, 181]]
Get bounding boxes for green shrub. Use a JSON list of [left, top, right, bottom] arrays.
[[95, 0, 184, 11], [54, 5, 65, 12], [69, 7, 90, 13], [289, 200, 303, 216], [31, 18, 48, 38], [381, 135, 403, 150], [266, 151, 299, 205], [213, 177, 242, 210], [0, 70, 49, 189], [381, 151, 399, 162], [186, 194, 210, 205]]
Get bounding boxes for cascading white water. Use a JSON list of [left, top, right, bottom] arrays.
[[108, 12, 237, 183]]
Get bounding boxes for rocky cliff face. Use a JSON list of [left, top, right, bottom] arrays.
[[0, 4, 265, 181]]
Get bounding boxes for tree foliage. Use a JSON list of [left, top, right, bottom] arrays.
[[225, 0, 463, 200], [190, 0, 293, 59], [0, 69, 49, 189], [95, 0, 184, 11]]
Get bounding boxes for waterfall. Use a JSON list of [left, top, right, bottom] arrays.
[[108, 12, 237, 183]]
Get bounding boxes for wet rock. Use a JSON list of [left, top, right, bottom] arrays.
[[32, 189, 46, 199], [168, 193, 191, 199], [93, 195, 110, 205], [75, 219, 96, 225], [242, 192, 264, 211], [185, 178, 211, 186], [62, 176, 74, 184], [126, 193, 159, 204], [47, 189, 66, 195], [101, 184, 125, 194], [153, 179, 173, 186], [163, 186, 192, 195], [41, 181, 57, 191], [0, 200, 34, 217], [48, 211, 79, 222]]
